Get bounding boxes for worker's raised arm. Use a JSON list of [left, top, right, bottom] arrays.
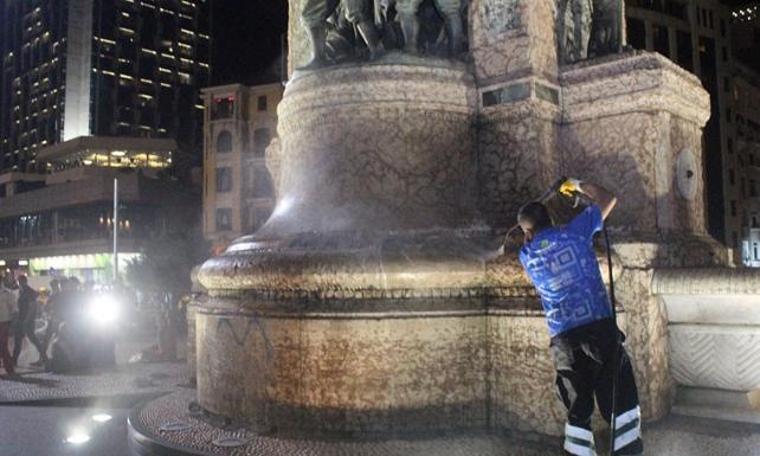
[[559, 178, 617, 220], [578, 182, 617, 220]]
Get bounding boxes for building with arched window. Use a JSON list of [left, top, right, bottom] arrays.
[[201, 83, 283, 253]]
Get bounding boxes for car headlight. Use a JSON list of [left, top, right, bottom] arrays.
[[87, 294, 120, 325]]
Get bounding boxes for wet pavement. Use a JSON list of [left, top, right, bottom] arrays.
[[0, 361, 186, 405], [0, 327, 183, 455], [0, 405, 131, 456]]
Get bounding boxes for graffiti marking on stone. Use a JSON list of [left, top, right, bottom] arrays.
[[217, 316, 274, 359]]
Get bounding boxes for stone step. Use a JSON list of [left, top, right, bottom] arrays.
[[672, 386, 760, 424]]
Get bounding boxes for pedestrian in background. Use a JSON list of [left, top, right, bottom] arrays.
[[12, 275, 47, 366], [39, 278, 63, 364], [0, 274, 18, 378]]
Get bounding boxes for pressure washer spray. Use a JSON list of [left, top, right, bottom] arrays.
[[503, 177, 621, 456]]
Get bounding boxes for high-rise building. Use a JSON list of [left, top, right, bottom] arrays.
[[201, 83, 283, 254], [626, 0, 760, 265], [0, 0, 211, 175]]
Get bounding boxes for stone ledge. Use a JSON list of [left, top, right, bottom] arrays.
[[192, 292, 622, 318], [653, 268, 760, 295], [280, 60, 478, 120], [560, 51, 710, 125]]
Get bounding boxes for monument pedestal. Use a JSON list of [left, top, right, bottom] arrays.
[[193, 50, 729, 437]]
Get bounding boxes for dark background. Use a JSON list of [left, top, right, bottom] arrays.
[[211, 1, 288, 85]]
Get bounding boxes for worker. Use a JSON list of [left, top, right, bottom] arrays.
[[516, 178, 643, 456]]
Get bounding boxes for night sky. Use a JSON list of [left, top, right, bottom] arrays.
[[211, 1, 288, 86]]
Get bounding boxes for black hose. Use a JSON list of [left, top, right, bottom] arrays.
[[603, 226, 620, 456]]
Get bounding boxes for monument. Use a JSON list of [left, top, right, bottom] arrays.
[[130, 1, 760, 453]]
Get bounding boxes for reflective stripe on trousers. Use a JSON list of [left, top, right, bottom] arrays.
[[564, 423, 597, 456], [613, 406, 641, 451]]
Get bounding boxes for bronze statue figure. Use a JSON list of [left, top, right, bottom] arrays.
[[558, 0, 624, 64], [396, 0, 465, 57], [589, 0, 624, 57], [298, 0, 473, 68], [557, 0, 593, 64], [299, 0, 385, 70]]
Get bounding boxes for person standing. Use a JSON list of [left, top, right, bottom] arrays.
[[516, 179, 643, 456], [0, 275, 18, 378], [12, 276, 47, 366]]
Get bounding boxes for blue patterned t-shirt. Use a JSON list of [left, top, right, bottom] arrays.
[[519, 205, 612, 337]]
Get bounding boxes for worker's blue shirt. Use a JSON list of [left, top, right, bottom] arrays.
[[519, 205, 612, 338]]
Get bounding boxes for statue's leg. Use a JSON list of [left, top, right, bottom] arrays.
[[435, 0, 465, 58], [557, 0, 570, 64], [356, 21, 385, 60], [298, 0, 337, 70], [345, 0, 386, 60], [397, 0, 422, 54], [611, 0, 622, 53], [297, 0, 328, 70], [571, 0, 591, 60], [299, 25, 328, 69]]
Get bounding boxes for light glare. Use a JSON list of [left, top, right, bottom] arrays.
[[92, 413, 112, 423], [88, 294, 120, 325], [65, 432, 90, 444]]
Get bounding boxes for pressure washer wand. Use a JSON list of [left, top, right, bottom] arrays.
[[603, 225, 620, 456]]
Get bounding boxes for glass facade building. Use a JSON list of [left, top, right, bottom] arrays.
[[0, 0, 211, 175]]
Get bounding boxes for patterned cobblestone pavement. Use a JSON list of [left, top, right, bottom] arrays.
[[0, 361, 187, 404], [130, 389, 560, 456], [131, 388, 760, 456]]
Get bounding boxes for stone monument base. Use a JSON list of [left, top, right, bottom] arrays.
[[194, 52, 731, 439]]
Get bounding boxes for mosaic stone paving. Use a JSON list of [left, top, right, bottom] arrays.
[[130, 388, 760, 456], [130, 388, 560, 456], [0, 361, 187, 404]]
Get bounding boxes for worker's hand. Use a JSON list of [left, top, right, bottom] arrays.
[[559, 178, 583, 197]]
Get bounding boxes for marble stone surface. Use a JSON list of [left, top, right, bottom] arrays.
[[669, 325, 760, 392], [656, 268, 760, 399], [272, 62, 478, 234], [470, 0, 559, 83], [559, 52, 710, 236], [196, 298, 489, 434]]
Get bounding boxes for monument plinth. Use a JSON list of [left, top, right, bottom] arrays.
[[190, 0, 741, 442]]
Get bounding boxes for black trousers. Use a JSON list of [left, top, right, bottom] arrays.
[[13, 317, 46, 363], [550, 318, 643, 455]]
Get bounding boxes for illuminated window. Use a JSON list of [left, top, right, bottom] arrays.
[[216, 131, 232, 153], [211, 96, 234, 120]]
